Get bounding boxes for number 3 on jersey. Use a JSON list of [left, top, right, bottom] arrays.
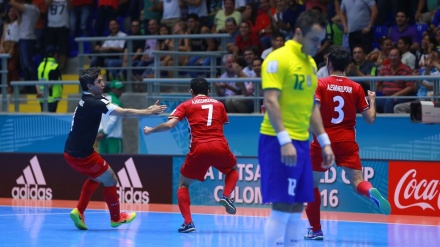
[[331, 96, 344, 124], [201, 104, 213, 126]]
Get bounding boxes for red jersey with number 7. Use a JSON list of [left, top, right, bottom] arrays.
[[169, 95, 229, 147], [315, 75, 369, 142]]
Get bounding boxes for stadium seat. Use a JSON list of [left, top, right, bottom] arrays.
[[414, 23, 428, 43], [372, 25, 389, 50]]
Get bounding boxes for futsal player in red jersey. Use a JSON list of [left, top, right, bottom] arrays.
[[143, 78, 239, 233], [64, 67, 167, 230], [304, 45, 391, 240]]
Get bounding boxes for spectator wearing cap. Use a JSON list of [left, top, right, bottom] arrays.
[[96, 80, 124, 154], [36, 45, 63, 113]]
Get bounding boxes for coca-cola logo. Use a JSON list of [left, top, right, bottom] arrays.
[[394, 169, 439, 210]]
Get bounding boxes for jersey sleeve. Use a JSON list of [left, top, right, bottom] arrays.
[[315, 78, 325, 103], [355, 84, 370, 112], [262, 56, 284, 90], [169, 101, 187, 121]]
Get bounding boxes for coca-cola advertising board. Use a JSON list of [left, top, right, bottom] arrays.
[[389, 161, 440, 216]]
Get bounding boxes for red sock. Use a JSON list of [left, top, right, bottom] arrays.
[[177, 187, 192, 224], [223, 169, 239, 197], [103, 186, 120, 221], [357, 181, 373, 198], [77, 179, 100, 214], [305, 188, 322, 232]]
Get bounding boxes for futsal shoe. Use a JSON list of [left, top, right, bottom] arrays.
[[70, 208, 88, 230], [110, 212, 137, 227], [304, 228, 324, 240], [219, 195, 236, 214], [369, 188, 391, 215], [178, 222, 196, 233]]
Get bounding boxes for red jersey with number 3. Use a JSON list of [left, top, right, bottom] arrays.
[[315, 76, 369, 142], [169, 95, 229, 147]]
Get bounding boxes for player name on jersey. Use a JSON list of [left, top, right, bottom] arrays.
[[191, 98, 219, 104], [327, 84, 353, 93]]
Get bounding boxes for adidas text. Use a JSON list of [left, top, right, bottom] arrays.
[[12, 185, 52, 200], [117, 187, 149, 203]]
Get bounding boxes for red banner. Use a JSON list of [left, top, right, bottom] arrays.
[[389, 161, 440, 216]]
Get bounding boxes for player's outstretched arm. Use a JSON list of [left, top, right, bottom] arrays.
[[310, 104, 335, 169], [111, 100, 167, 117], [143, 117, 179, 135], [361, 90, 376, 125]]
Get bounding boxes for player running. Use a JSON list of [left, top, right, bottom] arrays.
[[304, 45, 391, 241]]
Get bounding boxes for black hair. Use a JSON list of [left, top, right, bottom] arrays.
[[79, 67, 101, 91], [399, 35, 413, 47], [295, 9, 327, 36], [187, 13, 199, 21], [191, 78, 209, 95], [327, 45, 351, 72]]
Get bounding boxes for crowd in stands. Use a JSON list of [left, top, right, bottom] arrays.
[[1, 0, 440, 113]]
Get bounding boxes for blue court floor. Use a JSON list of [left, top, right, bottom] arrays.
[[0, 203, 439, 247]]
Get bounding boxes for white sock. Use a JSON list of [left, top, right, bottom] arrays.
[[265, 210, 290, 247], [284, 212, 304, 247]]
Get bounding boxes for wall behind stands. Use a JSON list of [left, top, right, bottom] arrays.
[[1, 114, 439, 161]]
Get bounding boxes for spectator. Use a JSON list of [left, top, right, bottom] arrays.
[[132, 19, 160, 91], [10, 0, 39, 93], [36, 46, 62, 113], [163, 21, 191, 78], [142, 0, 161, 35], [32, 0, 47, 55], [212, 0, 242, 33], [340, 0, 378, 54], [366, 36, 393, 70], [230, 21, 262, 57], [254, 0, 273, 50], [225, 59, 255, 113], [106, 19, 145, 81], [242, 46, 258, 77], [388, 11, 420, 51], [45, 0, 70, 72], [394, 50, 439, 113], [397, 36, 417, 70], [184, 0, 209, 24], [186, 13, 216, 78], [0, 7, 19, 94], [214, 54, 242, 101], [97, 80, 124, 154], [416, 0, 439, 24], [222, 17, 240, 54], [281, 0, 306, 39], [345, 45, 377, 95], [94, 0, 118, 37], [207, 0, 223, 28], [158, 0, 183, 29], [90, 19, 127, 69], [376, 47, 415, 113], [261, 33, 285, 59], [270, 0, 289, 38], [415, 33, 435, 70], [241, 3, 258, 34], [70, 0, 93, 37]]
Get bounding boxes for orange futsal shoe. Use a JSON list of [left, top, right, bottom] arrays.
[[110, 212, 137, 227]]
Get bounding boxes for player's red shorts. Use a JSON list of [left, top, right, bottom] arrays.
[[181, 141, 237, 181], [64, 151, 109, 178], [311, 141, 362, 172]]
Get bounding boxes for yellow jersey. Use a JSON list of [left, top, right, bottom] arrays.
[[260, 40, 318, 141]]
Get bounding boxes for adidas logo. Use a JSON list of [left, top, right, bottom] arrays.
[[116, 158, 149, 203], [12, 156, 53, 200]]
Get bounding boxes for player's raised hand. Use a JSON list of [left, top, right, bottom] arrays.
[[321, 145, 335, 169], [281, 143, 297, 167], [143, 126, 153, 135], [147, 100, 167, 115]]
